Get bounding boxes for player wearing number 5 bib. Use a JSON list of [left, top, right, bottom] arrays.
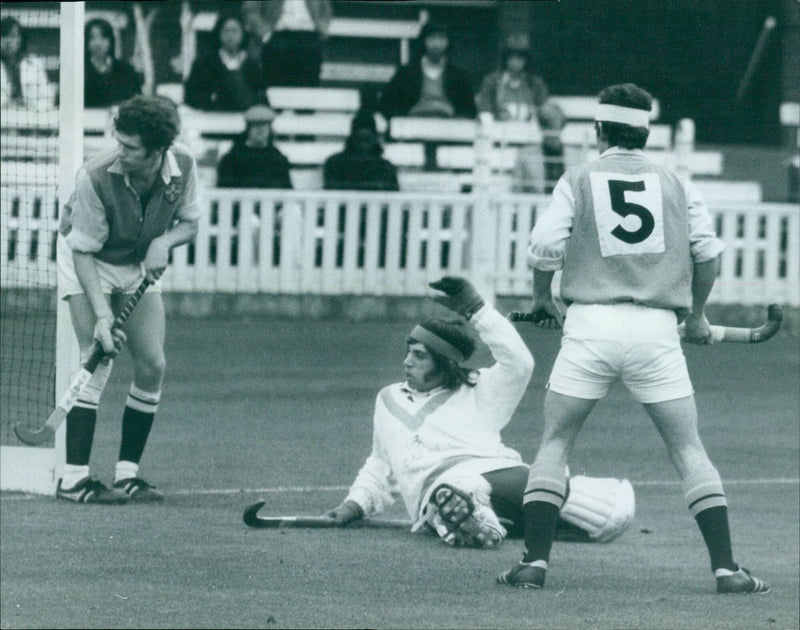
[[498, 83, 770, 594]]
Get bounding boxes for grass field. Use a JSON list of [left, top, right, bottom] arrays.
[[1, 316, 798, 629]]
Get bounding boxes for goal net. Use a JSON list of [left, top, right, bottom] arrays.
[[1, 2, 84, 493]]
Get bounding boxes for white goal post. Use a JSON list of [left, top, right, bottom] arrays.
[[1, 2, 84, 494]]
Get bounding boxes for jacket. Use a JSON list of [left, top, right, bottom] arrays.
[[217, 138, 292, 189], [184, 52, 265, 112], [378, 59, 476, 120]]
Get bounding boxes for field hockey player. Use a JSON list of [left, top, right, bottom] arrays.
[[497, 83, 770, 594], [326, 276, 635, 548], [56, 95, 202, 504]]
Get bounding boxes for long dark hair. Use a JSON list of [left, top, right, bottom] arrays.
[[1, 17, 27, 63], [210, 13, 247, 53], [408, 318, 478, 390], [428, 348, 478, 390], [84, 18, 116, 59]]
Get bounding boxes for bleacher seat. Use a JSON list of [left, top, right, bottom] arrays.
[[435, 145, 518, 171], [383, 143, 425, 168], [290, 168, 324, 190], [188, 11, 425, 86], [267, 87, 360, 112], [780, 102, 799, 127], [320, 62, 396, 84], [646, 150, 724, 176], [693, 180, 762, 203], [156, 83, 186, 105], [273, 113, 353, 138], [390, 117, 478, 143], [84, 108, 114, 135], [275, 141, 342, 166]]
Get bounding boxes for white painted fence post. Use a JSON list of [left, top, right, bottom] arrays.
[[471, 120, 497, 303], [279, 199, 304, 292], [674, 118, 695, 182]]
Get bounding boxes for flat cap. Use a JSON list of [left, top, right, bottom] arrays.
[[244, 105, 276, 123]]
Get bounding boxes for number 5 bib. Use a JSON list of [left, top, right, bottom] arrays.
[[589, 172, 665, 257]]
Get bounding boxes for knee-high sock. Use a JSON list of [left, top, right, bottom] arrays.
[[683, 467, 735, 572], [522, 463, 568, 564], [118, 384, 160, 470], [64, 358, 112, 469], [66, 405, 96, 468]]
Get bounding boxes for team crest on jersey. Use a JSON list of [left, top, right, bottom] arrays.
[[164, 179, 181, 204]]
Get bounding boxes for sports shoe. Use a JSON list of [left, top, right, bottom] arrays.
[[716, 567, 771, 594], [497, 562, 546, 589], [112, 477, 164, 502], [430, 483, 504, 549], [56, 477, 129, 504]]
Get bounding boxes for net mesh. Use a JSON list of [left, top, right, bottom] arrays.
[[1, 4, 61, 445]]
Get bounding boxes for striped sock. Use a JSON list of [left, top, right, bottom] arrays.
[[118, 384, 160, 466], [522, 464, 567, 564], [683, 468, 735, 572]]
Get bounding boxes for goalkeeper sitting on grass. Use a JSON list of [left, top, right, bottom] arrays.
[[326, 276, 634, 548]]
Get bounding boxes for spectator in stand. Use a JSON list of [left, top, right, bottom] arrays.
[[184, 13, 265, 112], [378, 20, 476, 120], [476, 33, 565, 192], [84, 18, 142, 109], [324, 110, 399, 191], [241, 0, 332, 88], [1, 17, 52, 110], [217, 104, 292, 189]]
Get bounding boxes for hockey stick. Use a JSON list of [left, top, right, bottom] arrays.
[[243, 501, 412, 530], [13, 278, 152, 446], [509, 304, 782, 344]]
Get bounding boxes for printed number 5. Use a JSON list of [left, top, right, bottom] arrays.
[[608, 180, 654, 244]]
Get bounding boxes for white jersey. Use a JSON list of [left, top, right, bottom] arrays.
[[528, 147, 724, 312], [345, 304, 534, 522]]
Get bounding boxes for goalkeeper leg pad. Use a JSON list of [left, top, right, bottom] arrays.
[[558, 476, 635, 543]]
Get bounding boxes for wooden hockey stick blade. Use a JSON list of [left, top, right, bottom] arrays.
[[13, 278, 152, 446], [13, 408, 64, 445], [678, 303, 782, 344], [12, 360, 96, 445], [243, 501, 411, 530]]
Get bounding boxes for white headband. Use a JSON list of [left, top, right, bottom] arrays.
[[595, 104, 650, 128]]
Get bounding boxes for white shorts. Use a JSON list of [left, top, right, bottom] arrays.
[[547, 303, 694, 404], [57, 234, 162, 300]]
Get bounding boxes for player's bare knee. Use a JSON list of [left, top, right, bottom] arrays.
[[135, 355, 166, 384]]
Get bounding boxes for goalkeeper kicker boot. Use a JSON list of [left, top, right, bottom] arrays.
[[430, 483, 504, 549], [57, 477, 129, 504], [496, 562, 547, 589], [716, 567, 771, 594], [113, 477, 164, 502]]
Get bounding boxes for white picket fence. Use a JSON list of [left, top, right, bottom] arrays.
[[2, 187, 798, 306]]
